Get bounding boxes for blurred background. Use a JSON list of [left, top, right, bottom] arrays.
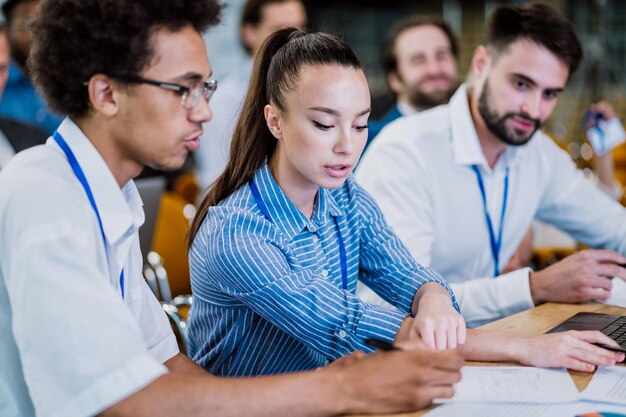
[[204, 0, 626, 179]]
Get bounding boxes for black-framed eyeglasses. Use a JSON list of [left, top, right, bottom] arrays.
[[108, 74, 218, 110]]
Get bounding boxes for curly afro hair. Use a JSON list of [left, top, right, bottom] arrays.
[[28, 0, 222, 119]]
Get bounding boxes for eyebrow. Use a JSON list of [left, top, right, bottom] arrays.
[[171, 71, 212, 83], [512, 72, 564, 93], [309, 106, 371, 117]]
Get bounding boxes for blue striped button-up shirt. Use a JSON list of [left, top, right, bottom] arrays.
[[188, 164, 458, 376]]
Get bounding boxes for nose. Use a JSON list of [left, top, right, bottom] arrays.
[[189, 96, 213, 124], [421, 58, 438, 76], [520, 93, 542, 120], [334, 128, 355, 156]]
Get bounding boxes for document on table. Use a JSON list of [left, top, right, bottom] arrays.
[[581, 366, 626, 405], [424, 401, 626, 417], [436, 366, 579, 404]]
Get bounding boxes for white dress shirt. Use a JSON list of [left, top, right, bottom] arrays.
[[356, 84, 626, 327], [195, 58, 253, 190], [0, 119, 178, 417]]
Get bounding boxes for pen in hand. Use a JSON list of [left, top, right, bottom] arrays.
[[365, 338, 400, 351]]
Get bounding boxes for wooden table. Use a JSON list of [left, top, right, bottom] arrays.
[[353, 302, 626, 417]]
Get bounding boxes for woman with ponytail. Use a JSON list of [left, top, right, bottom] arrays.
[[187, 28, 624, 377]]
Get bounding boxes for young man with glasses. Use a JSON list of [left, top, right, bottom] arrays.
[[0, 1, 465, 416]]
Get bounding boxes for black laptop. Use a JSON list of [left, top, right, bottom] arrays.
[[547, 312, 626, 349]]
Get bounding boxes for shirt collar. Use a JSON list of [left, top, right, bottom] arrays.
[[396, 101, 418, 117], [449, 83, 527, 172], [251, 164, 343, 240], [50, 118, 144, 247]]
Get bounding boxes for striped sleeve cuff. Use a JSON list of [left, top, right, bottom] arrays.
[[351, 305, 407, 351]]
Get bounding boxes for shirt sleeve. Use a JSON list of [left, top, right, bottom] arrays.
[[2, 185, 168, 417], [352, 181, 459, 314], [535, 136, 626, 254], [450, 268, 534, 328], [201, 211, 407, 359]]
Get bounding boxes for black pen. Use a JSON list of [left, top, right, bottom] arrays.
[[364, 338, 400, 351]]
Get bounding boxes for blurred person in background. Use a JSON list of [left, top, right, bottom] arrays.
[[195, 0, 306, 191]]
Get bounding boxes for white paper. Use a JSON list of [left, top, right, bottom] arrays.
[[605, 278, 626, 308], [581, 366, 626, 405], [424, 401, 626, 417], [436, 366, 579, 404]]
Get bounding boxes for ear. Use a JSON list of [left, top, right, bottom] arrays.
[[387, 71, 404, 96], [470, 45, 491, 81], [85, 74, 120, 117], [264, 104, 283, 140]]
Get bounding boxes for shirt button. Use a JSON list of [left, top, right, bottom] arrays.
[[321, 269, 329, 277], [338, 330, 347, 339]]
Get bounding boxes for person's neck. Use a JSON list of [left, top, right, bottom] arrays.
[[74, 117, 143, 188], [468, 90, 506, 169], [269, 154, 317, 219]]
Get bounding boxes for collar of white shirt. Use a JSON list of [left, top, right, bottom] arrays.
[[51, 118, 144, 250], [251, 164, 344, 239], [449, 84, 528, 174]]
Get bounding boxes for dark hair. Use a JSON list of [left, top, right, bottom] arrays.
[[486, 2, 582, 75], [240, 0, 304, 54], [1, 0, 34, 22], [381, 15, 458, 78], [28, 0, 222, 119], [189, 28, 362, 246]]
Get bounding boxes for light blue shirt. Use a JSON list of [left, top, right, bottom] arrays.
[[0, 61, 63, 135], [188, 163, 458, 376]]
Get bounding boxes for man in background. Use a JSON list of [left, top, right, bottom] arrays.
[[195, 0, 306, 190], [0, 22, 45, 170], [367, 16, 459, 147], [0, 0, 62, 134]]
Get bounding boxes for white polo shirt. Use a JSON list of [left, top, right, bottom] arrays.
[[0, 118, 178, 417], [356, 84, 626, 327]]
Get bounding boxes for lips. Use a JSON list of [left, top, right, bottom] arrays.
[[510, 116, 536, 132], [419, 75, 451, 90], [323, 164, 353, 179], [184, 131, 202, 152]]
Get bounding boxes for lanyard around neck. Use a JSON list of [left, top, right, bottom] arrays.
[[471, 165, 510, 277], [53, 131, 125, 299], [249, 179, 348, 290]]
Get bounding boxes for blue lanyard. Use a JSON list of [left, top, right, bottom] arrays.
[[249, 179, 348, 290], [53, 131, 125, 299], [471, 165, 509, 277]]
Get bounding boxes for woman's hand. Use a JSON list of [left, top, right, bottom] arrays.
[[515, 330, 625, 372], [410, 283, 466, 350]]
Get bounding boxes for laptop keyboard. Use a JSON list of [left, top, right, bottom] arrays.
[[602, 316, 626, 347]]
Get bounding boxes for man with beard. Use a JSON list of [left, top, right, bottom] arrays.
[[356, 2, 626, 328], [365, 16, 459, 148]]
